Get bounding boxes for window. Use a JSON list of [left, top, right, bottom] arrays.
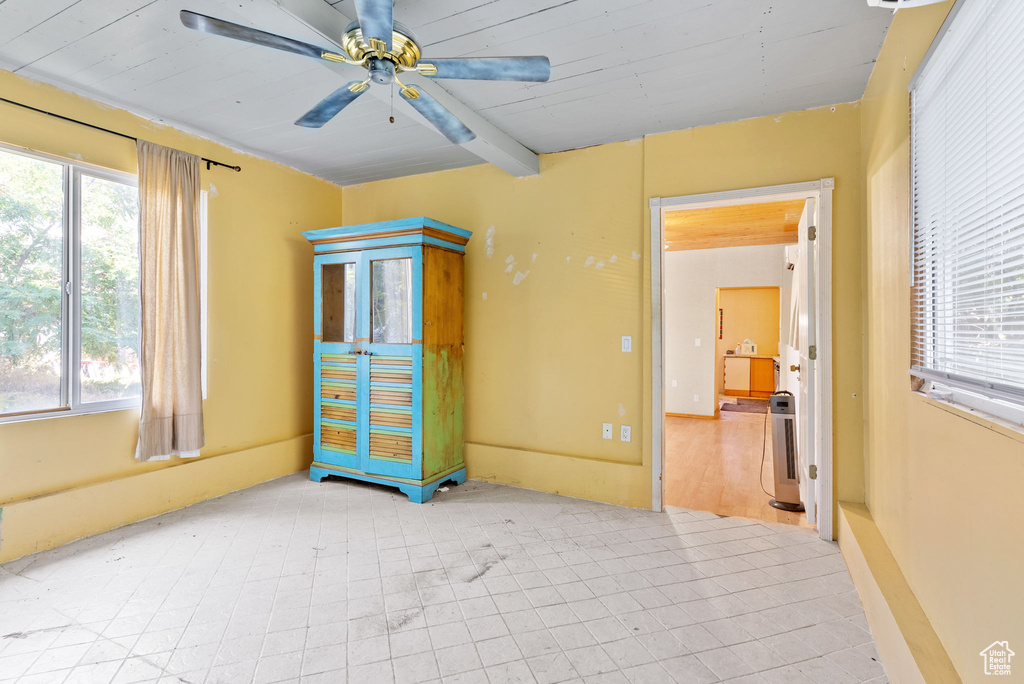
[[909, 0, 1024, 412], [0, 145, 141, 420]]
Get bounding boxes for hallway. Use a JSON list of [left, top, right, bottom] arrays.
[[665, 411, 811, 528]]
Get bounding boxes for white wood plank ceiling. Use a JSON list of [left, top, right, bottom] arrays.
[[0, 0, 892, 185]]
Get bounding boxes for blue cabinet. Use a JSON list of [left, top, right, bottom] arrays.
[[304, 218, 470, 503]]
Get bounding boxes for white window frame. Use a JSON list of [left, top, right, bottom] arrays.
[[907, 0, 1024, 426], [0, 143, 140, 423]]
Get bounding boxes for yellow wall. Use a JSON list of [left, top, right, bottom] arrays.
[[342, 101, 865, 516], [0, 71, 343, 561], [715, 287, 781, 397], [718, 287, 781, 359], [861, 2, 1024, 679]]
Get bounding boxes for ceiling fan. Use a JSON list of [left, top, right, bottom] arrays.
[[180, 1, 551, 144]]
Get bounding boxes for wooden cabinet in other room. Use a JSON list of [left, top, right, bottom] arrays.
[[723, 356, 776, 399]]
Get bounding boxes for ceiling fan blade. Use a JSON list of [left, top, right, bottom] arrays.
[[400, 88, 475, 144], [421, 57, 551, 82], [295, 83, 368, 128], [353, 0, 394, 52], [180, 10, 336, 61]]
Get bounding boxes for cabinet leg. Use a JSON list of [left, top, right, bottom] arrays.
[[398, 483, 432, 504], [309, 466, 331, 483], [398, 469, 467, 503]]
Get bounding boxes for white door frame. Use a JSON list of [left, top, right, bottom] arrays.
[[650, 178, 835, 541]]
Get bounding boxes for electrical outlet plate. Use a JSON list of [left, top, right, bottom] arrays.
[[602, 423, 613, 439], [620, 425, 631, 442], [621, 336, 632, 353], [693, 394, 700, 402], [694, 338, 701, 347]]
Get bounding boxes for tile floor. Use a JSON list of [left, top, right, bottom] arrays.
[[0, 474, 887, 684]]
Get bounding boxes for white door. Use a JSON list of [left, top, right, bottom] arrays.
[[797, 198, 817, 526]]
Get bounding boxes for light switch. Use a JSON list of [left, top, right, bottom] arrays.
[[621, 336, 632, 352], [694, 338, 701, 347]]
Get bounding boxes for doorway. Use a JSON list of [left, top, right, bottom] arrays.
[[650, 180, 835, 540]]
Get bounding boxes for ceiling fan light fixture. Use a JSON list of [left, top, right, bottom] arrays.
[[367, 57, 396, 85]]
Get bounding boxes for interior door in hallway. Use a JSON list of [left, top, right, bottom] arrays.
[[797, 197, 817, 527]]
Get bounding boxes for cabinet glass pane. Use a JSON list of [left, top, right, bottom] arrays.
[[371, 258, 412, 344], [322, 263, 355, 343]]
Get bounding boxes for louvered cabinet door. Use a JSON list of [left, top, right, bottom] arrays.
[[314, 254, 361, 470], [358, 247, 422, 480]]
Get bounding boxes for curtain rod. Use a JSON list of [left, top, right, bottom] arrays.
[[0, 96, 242, 172]]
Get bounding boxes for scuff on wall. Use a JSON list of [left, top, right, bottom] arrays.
[[485, 226, 495, 258]]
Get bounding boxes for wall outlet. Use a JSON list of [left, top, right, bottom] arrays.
[[671, 379, 678, 388], [621, 335, 632, 352], [693, 394, 700, 402], [694, 338, 701, 347], [620, 425, 631, 442], [602, 423, 613, 439]]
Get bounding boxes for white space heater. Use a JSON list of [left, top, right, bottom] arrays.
[[769, 392, 804, 512]]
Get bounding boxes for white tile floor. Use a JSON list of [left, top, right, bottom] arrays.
[[0, 474, 887, 684]]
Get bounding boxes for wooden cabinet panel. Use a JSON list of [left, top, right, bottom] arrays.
[[750, 357, 776, 398], [724, 357, 751, 396]]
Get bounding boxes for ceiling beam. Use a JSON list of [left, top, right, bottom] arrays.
[[265, 0, 541, 177]]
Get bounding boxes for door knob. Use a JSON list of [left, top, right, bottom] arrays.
[[790, 364, 800, 372]]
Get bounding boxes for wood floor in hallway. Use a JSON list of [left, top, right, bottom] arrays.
[[665, 411, 811, 528]]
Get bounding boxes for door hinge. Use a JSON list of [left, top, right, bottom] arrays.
[[808, 465, 818, 480], [808, 225, 817, 241], [809, 345, 817, 360]]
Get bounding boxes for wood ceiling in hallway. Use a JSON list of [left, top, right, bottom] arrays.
[[0, 1, 892, 184], [664, 199, 804, 251]]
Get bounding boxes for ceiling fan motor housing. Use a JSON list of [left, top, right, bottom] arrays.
[[342, 21, 422, 69]]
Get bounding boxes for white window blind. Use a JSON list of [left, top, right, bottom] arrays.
[[910, 0, 1024, 406]]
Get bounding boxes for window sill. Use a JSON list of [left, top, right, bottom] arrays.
[[0, 401, 140, 426], [912, 391, 1024, 446]]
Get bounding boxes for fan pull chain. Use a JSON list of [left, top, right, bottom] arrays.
[[389, 83, 395, 123]]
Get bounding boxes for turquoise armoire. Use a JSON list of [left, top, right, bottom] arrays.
[[303, 218, 470, 503]]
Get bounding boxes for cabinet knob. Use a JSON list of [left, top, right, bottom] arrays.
[[790, 364, 800, 372]]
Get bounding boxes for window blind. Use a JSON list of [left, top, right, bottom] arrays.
[[910, 0, 1024, 405]]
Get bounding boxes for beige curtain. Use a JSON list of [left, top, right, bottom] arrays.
[[135, 140, 205, 462]]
